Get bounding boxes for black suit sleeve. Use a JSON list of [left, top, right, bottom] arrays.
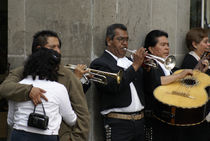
[[90, 60, 140, 95]]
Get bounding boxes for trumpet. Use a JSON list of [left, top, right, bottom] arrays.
[[65, 64, 123, 85], [124, 48, 176, 70]]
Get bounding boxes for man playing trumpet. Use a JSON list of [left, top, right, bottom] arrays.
[[90, 23, 146, 141]]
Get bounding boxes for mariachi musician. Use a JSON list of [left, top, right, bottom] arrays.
[[142, 30, 193, 141], [180, 27, 210, 141], [90, 23, 146, 141]]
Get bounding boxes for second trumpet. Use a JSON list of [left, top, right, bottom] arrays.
[[65, 64, 123, 85], [124, 48, 176, 70]]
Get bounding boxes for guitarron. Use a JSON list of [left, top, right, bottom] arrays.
[[153, 69, 210, 126]]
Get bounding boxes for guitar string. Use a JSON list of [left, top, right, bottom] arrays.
[[174, 70, 196, 99], [184, 71, 195, 99]]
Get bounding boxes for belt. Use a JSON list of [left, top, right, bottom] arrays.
[[106, 112, 144, 120]]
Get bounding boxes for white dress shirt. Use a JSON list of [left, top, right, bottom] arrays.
[[101, 50, 144, 115], [8, 76, 77, 135]]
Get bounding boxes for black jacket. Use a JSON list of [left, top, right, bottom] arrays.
[[90, 51, 145, 111], [181, 53, 210, 75]]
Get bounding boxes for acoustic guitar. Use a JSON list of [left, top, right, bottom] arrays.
[[153, 69, 210, 126]]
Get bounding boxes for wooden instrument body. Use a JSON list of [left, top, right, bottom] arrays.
[[153, 70, 210, 126], [153, 98, 207, 126]]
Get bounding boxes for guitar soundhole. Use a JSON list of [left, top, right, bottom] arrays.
[[181, 78, 197, 86]]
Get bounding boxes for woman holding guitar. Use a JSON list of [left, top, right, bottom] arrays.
[[180, 27, 210, 141], [142, 30, 193, 141]]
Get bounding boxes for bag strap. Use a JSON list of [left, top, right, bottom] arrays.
[[33, 103, 47, 116]]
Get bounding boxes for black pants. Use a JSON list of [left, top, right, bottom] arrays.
[[103, 117, 144, 141], [147, 118, 210, 141], [179, 121, 210, 141], [151, 118, 182, 141], [11, 129, 59, 141]]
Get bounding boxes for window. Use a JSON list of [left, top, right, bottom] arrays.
[[190, 0, 210, 28]]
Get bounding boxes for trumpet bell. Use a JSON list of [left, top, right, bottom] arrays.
[[124, 48, 176, 70], [88, 68, 123, 85], [164, 55, 176, 70]]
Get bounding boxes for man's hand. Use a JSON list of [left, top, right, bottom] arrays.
[[74, 64, 89, 79], [201, 59, 209, 72], [132, 48, 147, 71], [29, 87, 47, 105], [177, 69, 193, 79]]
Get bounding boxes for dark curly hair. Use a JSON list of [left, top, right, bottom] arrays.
[[23, 47, 61, 81]]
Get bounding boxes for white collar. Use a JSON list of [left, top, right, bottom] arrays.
[[105, 50, 118, 61], [189, 51, 200, 61], [105, 50, 132, 69], [155, 60, 171, 76]]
